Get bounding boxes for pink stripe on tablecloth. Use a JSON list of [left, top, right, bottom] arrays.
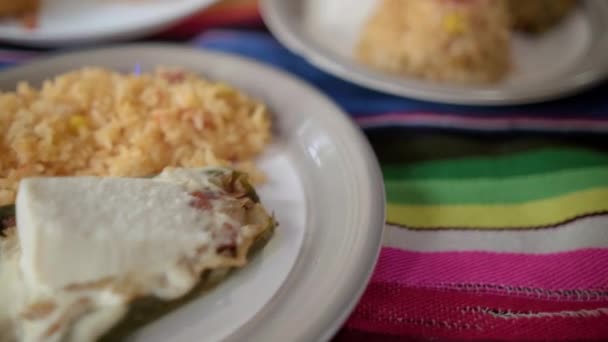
[[356, 112, 608, 132], [341, 283, 608, 341], [375, 247, 608, 292]]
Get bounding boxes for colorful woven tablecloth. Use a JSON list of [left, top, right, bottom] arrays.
[[2, 2, 608, 340]]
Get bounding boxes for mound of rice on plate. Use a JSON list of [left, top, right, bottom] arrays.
[[357, 0, 511, 84], [0, 67, 272, 206]]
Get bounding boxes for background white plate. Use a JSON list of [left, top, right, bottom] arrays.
[[0, 45, 385, 341], [0, 0, 218, 47], [261, 0, 608, 105]]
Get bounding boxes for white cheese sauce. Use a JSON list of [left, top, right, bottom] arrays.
[[0, 168, 264, 342]]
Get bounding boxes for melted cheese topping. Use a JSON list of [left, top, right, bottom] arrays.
[[0, 231, 22, 342], [0, 168, 268, 342]]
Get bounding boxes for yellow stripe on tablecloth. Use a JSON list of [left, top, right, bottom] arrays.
[[387, 187, 608, 229]]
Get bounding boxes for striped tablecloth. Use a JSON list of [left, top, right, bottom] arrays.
[[2, 2, 608, 340]]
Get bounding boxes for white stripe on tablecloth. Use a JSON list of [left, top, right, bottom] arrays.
[[383, 215, 608, 253]]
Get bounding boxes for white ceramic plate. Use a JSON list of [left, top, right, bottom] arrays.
[[0, 45, 385, 341], [0, 0, 219, 47], [261, 0, 608, 105]]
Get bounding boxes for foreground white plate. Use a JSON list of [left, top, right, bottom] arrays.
[[0, 0, 218, 47], [0, 45, 385, 341], [261, 0, 608, 105]]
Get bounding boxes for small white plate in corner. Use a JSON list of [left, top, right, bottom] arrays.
[[0, 0, 219, 47], [261, 0, 608, 105]]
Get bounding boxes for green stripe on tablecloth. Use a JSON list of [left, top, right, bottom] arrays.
[[386, 166, 608, 205], [383, 148, 608, 181], [373, 135, 608, 229]]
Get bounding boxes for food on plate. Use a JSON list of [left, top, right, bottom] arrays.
[[0, 0, 38, 17], [0, 67, 272, 207], [508, 0, 578, 33], [0, 0, 39, 29], [0, 167, 276, 341], [356, 0, 511, 84]]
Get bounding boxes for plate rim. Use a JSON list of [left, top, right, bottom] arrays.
[[0, 44, 386, 341], [261, 0, 608, 106], [0, 0, 220, 47]]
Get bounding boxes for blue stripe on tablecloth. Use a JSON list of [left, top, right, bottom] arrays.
[[192, 30, 608, 119]]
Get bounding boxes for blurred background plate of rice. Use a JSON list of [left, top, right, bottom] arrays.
[[356, 0, 512, 84]]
